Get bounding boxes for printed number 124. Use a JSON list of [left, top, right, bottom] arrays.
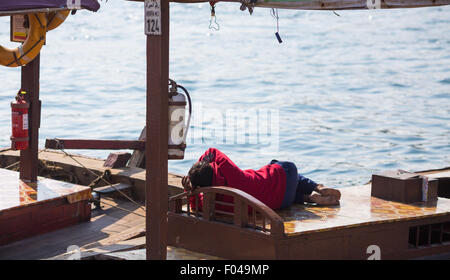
[[147, 19, 160, 34]]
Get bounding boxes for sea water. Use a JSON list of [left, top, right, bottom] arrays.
[[0, 2, 449, 188]]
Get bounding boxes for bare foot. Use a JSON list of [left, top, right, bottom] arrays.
[[308, 194, 340, 206], [316, 184, 341, 200]]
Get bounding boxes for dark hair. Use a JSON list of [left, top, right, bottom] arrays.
[[188, 161, 213, 188]]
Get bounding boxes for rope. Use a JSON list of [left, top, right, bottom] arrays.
[[4, 161, 20, 170], [270, 8, 282, 43], [3, 148, 45, 170], [54, 139, 145, 212], [1, 145, 146, 215]]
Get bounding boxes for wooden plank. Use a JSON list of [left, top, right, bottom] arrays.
[[45, 139, 145, 150], [146, 0, 170, 260], [128, 126, 146, 168], [82, 224, 145, 249], [81, 246, 223, 260], [1, 149, 107, 172], [203, 193, 215, 221], [92, 248, 147, 260], [82, 236, 147, 260], [0, 199, 145, 260], [104, 152, 132, 168], [0, 150, 186, 202], [19, 54, 40, 182]]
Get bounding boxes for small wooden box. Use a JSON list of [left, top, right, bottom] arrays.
[[371, 170, 438, 203]]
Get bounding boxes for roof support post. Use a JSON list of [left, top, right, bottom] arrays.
[[145, 0, 170, 260], [19, 54, 40, 183]]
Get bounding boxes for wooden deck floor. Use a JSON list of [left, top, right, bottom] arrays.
[[278, 168, 450, 236], [279, 184, 450, 236], [0, 197, 144, 259], [0, 194, 220, 260], [177, 168, 450, 237], [1, 149, 448, 259], [0, 168, 91, 212]]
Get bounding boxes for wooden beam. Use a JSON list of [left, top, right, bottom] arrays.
[[127, 0, 450, 10], [146, 0, 170, 260], [45, 139, 145, 150], [128, 126, 147, 168], [19, 54, 40, 182]]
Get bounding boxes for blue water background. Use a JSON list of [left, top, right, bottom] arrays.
[[0, 2, 449, 187]]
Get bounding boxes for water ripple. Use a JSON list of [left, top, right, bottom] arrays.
[[0, 3, 449, 187]]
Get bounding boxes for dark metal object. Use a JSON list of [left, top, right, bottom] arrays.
[[92, 183, 133, 210], [91, 192, 101, 209], [19, 54, 40, 182], [45, 139, 145, 150], [146, 0, 170, 260], [95, 183, 133, 194]]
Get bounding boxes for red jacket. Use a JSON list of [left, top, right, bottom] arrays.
[[189, 148, 287, 211]]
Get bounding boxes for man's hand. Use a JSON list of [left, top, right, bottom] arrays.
[[182, 176, 193, 192], [315, 184, 341, 200], [202, 152, 214, 163]]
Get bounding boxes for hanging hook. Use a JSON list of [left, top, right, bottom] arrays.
[[271, 8, 282, 43], [209, 1, 220, 31]]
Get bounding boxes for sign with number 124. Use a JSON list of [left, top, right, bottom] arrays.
[[145, 0, 161, 35]]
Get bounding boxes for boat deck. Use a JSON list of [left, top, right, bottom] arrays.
[[0, 168, 92, 247], [1, 165, 449, 259], [0, 193, 220, 260], [278, 183, 450, 237], [0, 168, 91, 212], [0, 167, 220, 260], [169, 168, 450, 259], [178, 168, 450, 237]]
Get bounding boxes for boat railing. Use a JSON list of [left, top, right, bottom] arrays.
[[169, 186, 285, 237]]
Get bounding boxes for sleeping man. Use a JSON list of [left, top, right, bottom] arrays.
[[182, 148, 341, 210]]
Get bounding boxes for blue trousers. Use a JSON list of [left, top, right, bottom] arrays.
[[270, 160, 318, 208]]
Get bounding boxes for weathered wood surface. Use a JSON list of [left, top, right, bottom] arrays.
[[0, 149, 185, 202], [51, 235, 223, 260], [45, 139, 145, 150], [0, 198, 145, 260], [128, 126, 146, 168], [50, 236, 147, 260], [81, 247, 223, 260], [20, 55, 40, 182], [104, 152, 132, 168], [82, 224, 146, 250]]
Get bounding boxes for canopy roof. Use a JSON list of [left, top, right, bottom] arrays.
[[168, 0, 450, 10], [0, 0, 100, 15], [247, 0, 450, 10]]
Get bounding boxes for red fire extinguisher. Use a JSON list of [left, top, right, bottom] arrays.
[[11, 90, 30, 150]]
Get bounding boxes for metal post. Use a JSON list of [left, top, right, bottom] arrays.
[[19, 54, 41, 183], [146, 0, 169, 259]]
